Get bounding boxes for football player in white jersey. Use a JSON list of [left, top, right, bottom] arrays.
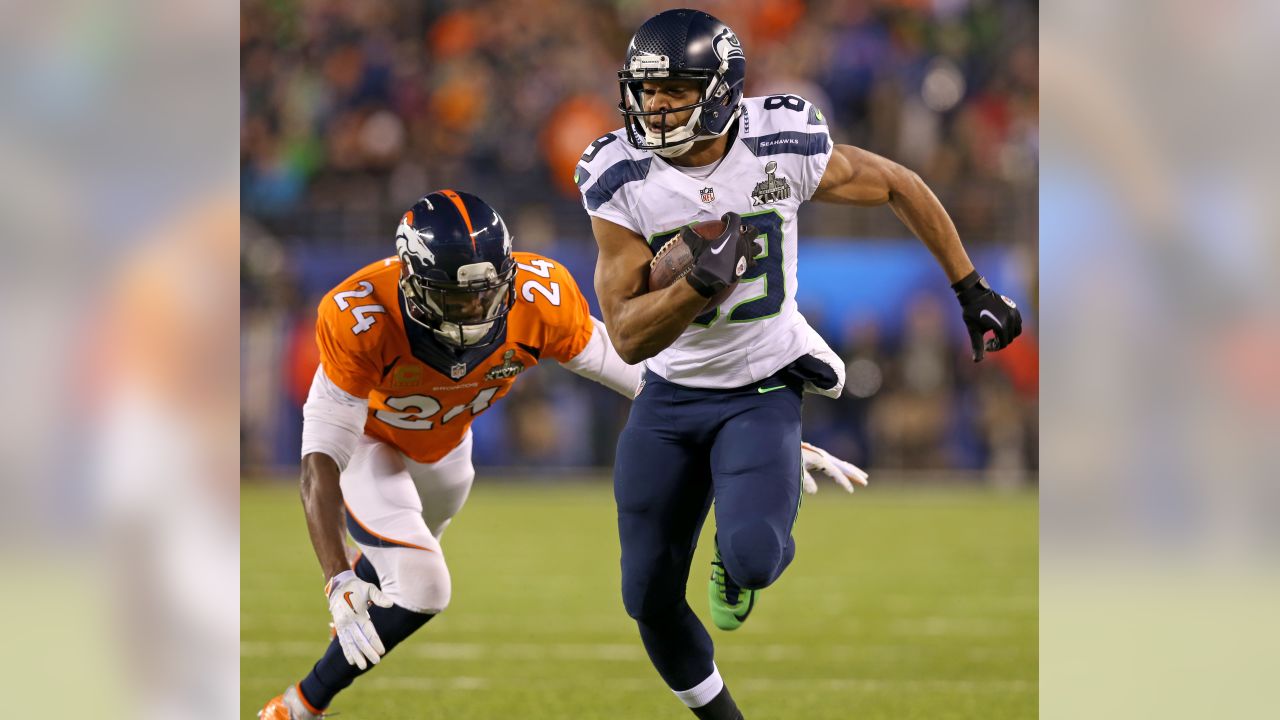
[[576, 9, 1023, 719]]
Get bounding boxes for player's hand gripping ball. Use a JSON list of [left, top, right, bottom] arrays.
[[649, 212, 759, 313]]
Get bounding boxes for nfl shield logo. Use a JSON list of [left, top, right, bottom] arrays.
[[700, 186, 715, 203], [450, 363, 467, 379]]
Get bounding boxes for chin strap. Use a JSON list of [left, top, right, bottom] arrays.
[[433, 320, 494, 348]]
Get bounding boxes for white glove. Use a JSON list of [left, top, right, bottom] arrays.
[[325, 570, 394, 669], [801, 442, 870, 494]]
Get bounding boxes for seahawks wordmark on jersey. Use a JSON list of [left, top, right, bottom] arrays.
[[578, 95, 844, 393]]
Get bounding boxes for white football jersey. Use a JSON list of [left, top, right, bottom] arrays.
[[578, 94, 844, 392]]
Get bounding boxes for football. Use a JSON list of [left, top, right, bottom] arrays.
[[648, 219, 735, 313]]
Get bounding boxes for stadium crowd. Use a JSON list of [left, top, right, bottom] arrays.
[[241, 0, 1038, 477]]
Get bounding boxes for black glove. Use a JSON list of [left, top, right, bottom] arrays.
[[684, 212, 758, 298], [952, 270, 1023, 362]]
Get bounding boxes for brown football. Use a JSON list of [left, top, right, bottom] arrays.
[[648, 219, 735, 313]]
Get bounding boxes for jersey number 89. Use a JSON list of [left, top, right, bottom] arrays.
[[648, 210, 785, 327]]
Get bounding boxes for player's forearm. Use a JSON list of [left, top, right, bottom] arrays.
[[299, 452, 352, 580], [607, 281, 707, 364], [886, 170, 974, 283], [562, 317, 644, 397]]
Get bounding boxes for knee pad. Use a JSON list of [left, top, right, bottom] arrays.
[[371, 546, 452, 615], [622, 578, 659, 622], [721, 524, 789, 590], [622, 572, 685, 624]]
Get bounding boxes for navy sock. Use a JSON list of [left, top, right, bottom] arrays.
[[297, 559, 433, 711], [691, 686, 744, 720], [298, 603, 434, 710]]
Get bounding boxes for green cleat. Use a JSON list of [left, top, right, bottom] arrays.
[[708, 543, 756, 631]]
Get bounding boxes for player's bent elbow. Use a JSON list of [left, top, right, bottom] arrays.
[[615, 343, 647, 365], [888, 163, 927, 196], [607, 328, 650, 365], [615, 337, 658, 365]]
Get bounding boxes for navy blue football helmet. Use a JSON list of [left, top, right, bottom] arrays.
[[618, 9, 746, 157], [394, 190, 516, 348]]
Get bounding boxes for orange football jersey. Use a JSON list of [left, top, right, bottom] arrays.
[[315, 252, 594, 463]]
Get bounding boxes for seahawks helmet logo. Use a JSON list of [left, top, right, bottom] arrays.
[[713, 28, 744, 63]]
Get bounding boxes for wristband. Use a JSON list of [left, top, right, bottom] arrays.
[[951, 270, 990, 303], [685, 271, 717, 298]]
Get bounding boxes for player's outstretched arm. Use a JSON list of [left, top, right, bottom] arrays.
[[299, 366, 394, 668], [591, 216, 708, 364], [301, 451, 393, 669], [299, 366, 369, 580], [812, 144, 1022, 361], [299, 452, 353, 582], [813, 144, 974, 282], [561, 316, 644, 397]]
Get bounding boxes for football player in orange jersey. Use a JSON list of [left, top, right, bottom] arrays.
[[259, 190, 866, 719]]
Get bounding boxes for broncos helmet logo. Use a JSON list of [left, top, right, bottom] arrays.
[[395, 211, 435, 267]]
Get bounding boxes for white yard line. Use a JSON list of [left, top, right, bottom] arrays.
[[242, 640, 1032, 664], [245, 673, 1035, 695]]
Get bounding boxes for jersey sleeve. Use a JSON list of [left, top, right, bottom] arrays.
[[743, 95, 834, 201], [797, 99, 834, 200], [574, 131, 648, 235], [314, 293, 382, 399], [517, 254, 595, 363]]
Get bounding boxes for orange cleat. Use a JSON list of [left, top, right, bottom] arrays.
[[257, 694, 290, 720], [257, 685, 323, 719]]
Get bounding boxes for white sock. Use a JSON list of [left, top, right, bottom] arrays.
[[673, 663, 725, 708]]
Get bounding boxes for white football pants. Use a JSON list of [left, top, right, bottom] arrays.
[[338, 431, 475, 614]]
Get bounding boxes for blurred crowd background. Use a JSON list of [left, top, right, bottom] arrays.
[[6, 0, 1280, 715], [241, 0, 1038, 478]]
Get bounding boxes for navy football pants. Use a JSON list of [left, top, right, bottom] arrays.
[[614, 369, 804, 692]]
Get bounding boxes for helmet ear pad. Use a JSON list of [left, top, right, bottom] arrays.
[[697, 60, 745, 135]]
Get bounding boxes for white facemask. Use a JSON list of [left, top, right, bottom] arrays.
[[643, 105, 702, 158]]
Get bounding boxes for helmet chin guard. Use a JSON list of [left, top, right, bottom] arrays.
[[433, 319, 495, 347]]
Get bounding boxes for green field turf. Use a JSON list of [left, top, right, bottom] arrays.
[[242, 479, 1037, 719]]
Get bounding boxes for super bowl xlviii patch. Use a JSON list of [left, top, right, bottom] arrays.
[[751, 160, 791, 206], [484, 349, 526, 380], [450, 362, 467, 380]]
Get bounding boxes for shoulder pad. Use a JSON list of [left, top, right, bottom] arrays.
[[575, 129, 639, 170], [317, 258, 401, 344], [507, 252, 593, 362], [739, 95, 828, 137], [738, 95, 831, 160], [574, 131, 653, 213], [510, 252, 582, 306]]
